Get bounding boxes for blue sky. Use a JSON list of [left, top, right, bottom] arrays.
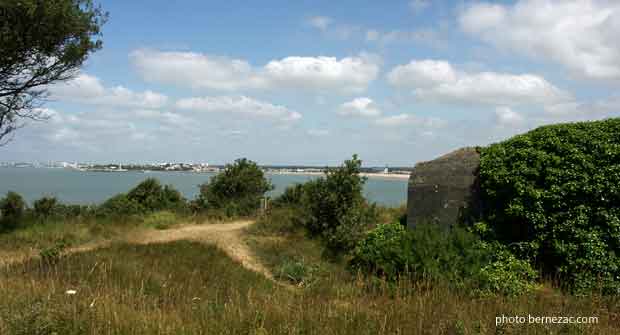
[[5, 0, 620, 165]]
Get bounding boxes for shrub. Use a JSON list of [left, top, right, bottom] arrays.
[[272, 183, 306, 208], [275, 258, 319, 286], [301, 155, 377, 254], [479, 118, 620, 294], [194, 158, 273, 216], [0, 191, 26, 230], [98, 193, 141, 217], [33, 196, 59, 218], [127, 178, 186, 212], [351, 223, 538, 296], [350, 223, 413, 280], [476, 241, 539, 297]]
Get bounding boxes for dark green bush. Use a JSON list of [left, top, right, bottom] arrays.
[[350, 223, 413, 280], [127, 178, 186, 212], [300, 155, 377, 254], [194, 158, 273, 216], [0, 191, 26, 230], [33, 196, 59, 218], [272, 183, 306, 208], [98, 193, 141, 217], [479, 118, 620, 294], [351, 223, 538, 296]]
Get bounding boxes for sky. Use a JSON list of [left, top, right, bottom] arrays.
[[4, 0, 620, 166]]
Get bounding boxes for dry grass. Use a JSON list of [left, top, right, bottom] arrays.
[[0, 214, 619, 334]]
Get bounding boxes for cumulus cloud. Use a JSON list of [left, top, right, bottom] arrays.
[[459, 0, 620, 80], [175, 96, 301, 123], [50, 73, 168, 109], [338, 97, 381, 117], [263, 55, 379, 93], [131, 50, 379, 93], [387, 60, 457, 89], [494, 106, 524, 127], [387, 59, 571, 106], [130, 50, 266, 91], [375, 113, 444, 128]]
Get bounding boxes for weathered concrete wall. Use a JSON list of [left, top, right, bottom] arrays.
[[407, 147, 481, 229]]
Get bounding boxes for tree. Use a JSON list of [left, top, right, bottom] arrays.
[[0, 0, 107, 144], [302, 154, 377, 253], [195, 158, 273, 216], [0, 191, 25, 230]]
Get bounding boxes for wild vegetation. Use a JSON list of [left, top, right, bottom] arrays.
[[479, 118, 620, 295], [1, 127, 620, 332]]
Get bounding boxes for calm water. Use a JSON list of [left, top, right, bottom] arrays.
[[0, 168, 408, 207]]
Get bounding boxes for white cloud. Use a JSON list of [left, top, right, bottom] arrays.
[[307, 16, 332, 30], [459, 0, 620, 80], [338, 97, 381, 117], [130, 50, 266, 91], [387, 60, 457, 88], [131, 50, 379, 93], [51, 73, 168, 109], [387, 59, 571, 106], [375, 113, 444, 128], [545, 95, 620, 118], [263, 55, 379, 93], [494, 106, 524, 127], [175, 96, 301, 123]]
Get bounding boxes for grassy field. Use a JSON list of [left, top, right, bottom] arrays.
[[0, 212, 619, 334]]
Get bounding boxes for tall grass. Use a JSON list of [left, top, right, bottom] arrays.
[[1, 240, 618, 334]]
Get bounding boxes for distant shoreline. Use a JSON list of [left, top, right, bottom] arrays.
[[265, 171, 410, 180]]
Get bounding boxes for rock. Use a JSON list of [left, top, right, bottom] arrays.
[[407, 147, 481, 229]]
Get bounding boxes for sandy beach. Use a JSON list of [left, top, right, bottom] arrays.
[[266, 171, 410, 180]]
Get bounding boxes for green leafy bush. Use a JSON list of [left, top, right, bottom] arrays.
[[351, 223, 538, 296], [33, 196, 59, 218], [127, 178, 186, 212], [272, 183, 306, 208], [275, 258, 319, 286], [350, 223, 413, 280], [98, 193, 141, 217], [476, 241, 539, 297], [0, 191, 26, 230], [479, 118, 620, 294], [194, 158, 273, 216], [300, 155, 377, 254]]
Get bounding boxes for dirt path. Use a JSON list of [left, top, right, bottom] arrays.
[[125, 220, 274, 280], [1, 221, 276, 281]]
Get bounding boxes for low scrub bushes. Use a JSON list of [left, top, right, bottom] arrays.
[[0, 191, 25, 230], [277, 155, 378, 254], [350, 223, 538, 296], [193, 158, 273, 216], [479, 118, 620, 294], [126, 178, 186, 212], [98, 179, 186, 217], [33, 196, 58, 217]]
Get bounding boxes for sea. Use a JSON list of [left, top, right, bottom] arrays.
[[0, 168, 408, 207]]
